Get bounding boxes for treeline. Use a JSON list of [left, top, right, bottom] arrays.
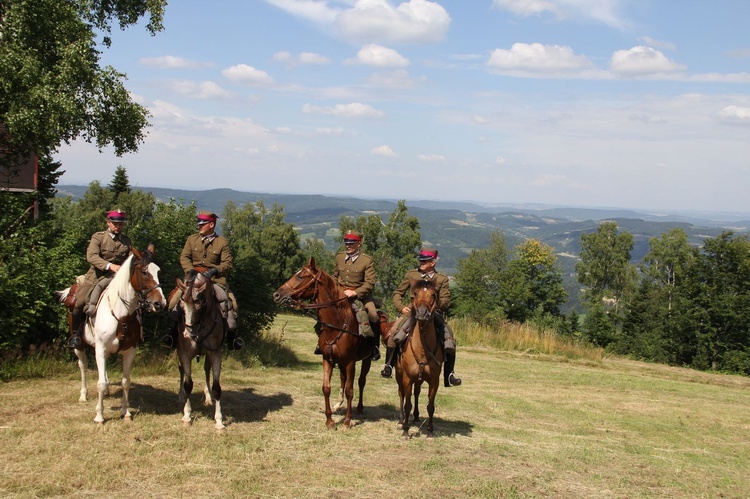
[[2, 168, 749, 377]]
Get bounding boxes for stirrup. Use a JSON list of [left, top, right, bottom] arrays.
[[380, 364, 393, 378], [314, 345, 322, 355], [445, 373, 462, 387], [230, 337, 245, 350], [68, 335, 83, 349], [370, 346, 380, 361], [161, 334, 174, 349]]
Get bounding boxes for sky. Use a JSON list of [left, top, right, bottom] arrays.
[[56, 0, 750, 214]]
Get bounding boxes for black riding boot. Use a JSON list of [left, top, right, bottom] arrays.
[[227, 328, 244, 350], [67, 311, 84, 349], [444, 351, 462, 387], [370, 324, 381, 361], [380, 347, 396, 378], [162, 308, 179, 348]]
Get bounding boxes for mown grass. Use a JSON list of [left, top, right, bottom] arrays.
[[1, 314, 749, 498]]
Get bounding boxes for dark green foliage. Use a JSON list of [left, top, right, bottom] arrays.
[[108, 166, 131, 197], [582, 302, 615, 348], [223, 200, 306, 340]]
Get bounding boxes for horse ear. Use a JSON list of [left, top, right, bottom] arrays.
[[309, 257, 317, 271], [131, 246, 142, 259], [176, 278, 185, 290], [147, 243, 155, 254]]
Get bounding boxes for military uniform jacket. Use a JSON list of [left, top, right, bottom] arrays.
[[393, 268, 450, 312], [84, 230, 132, 283], [333, 251, 375, 301], [180, 233, 232, 287]]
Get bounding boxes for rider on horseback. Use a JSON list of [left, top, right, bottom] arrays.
[[325, 230, 381, 361], [380, 248, 462, 387], [68, 209, 132, 349], [166, 211, 242, 350]]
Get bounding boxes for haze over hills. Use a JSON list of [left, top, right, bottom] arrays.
[[57, 185, 749, 311]]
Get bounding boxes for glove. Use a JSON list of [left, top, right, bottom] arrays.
[[202, 267, 219, 279]]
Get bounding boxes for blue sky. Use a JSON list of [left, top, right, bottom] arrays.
[[57, 0, 750, 213]]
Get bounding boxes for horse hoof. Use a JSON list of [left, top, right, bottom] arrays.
[[123, 415, 132, 423], [182, 419, 192, 427], [215, 426, 227, 434]]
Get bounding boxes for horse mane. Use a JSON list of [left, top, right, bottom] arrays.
[[107, 253, 136, 298]]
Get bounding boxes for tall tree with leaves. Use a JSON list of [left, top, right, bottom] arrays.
[[339, 200, 421, 309], [108, 166, 131, 198], [509, 239, 567, 321]]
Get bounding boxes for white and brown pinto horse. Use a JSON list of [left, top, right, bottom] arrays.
[[57, 245, 166, 425], [174, 269, 226, 430]]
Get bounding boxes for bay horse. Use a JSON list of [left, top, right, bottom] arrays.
[[173, 269, 226, 430], [273, 257, 378, 429], [396, 280, 443, 438], [56, 245, 166, 424]]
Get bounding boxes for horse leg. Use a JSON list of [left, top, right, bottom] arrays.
[[74, 347, 88, 402], [209, 352, 224, 431], [203, 356, 213, 406], [120, 348, 136, 421], [426, 379, 439, 438], [178, 360, 186, 405], [180, 353, 194, 426], [357, 357, 371, 414], [397, 380, 406, 428], [332, 367, 345, 413], [413, 379, 421, 423], [341, 361, 357, 429], [322, 360, 335, 429], [402, 382, 413, 439], [94, 342, 109, 424]]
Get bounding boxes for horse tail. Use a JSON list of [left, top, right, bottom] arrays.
[[55, 287, 71, 303]]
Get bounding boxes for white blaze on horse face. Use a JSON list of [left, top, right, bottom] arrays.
[[147, 262, 167, 308]]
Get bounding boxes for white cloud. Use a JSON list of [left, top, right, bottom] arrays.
[[371, 145, 398, 156], [718, 105, 750, 125], [487, 43, 593, 74], [638, 36, 677, 51], [473, 115, 488, 125], [629, 114, 667, 124], [492, 0, 628, 29], [347, 44, 409, 68], [169, 81, 233, 100], [302, 102, 385, 118], [222, 64, 275, 85], [495, 156, 509, 165], [368, 69, 422, 89], [274, 51, 331, 67], [266, 0, 450, 44], [316, 127, 346, 136], [139, 55, 209, 69], [417, 153, 445, 161], [610, 46, 685, 76]]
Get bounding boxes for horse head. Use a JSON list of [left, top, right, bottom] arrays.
[[273, 257, 323, 306], [411, 279, 437, 323], [130, 244, 167, 313]]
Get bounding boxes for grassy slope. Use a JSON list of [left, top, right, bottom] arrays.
[[1, 315, 749, 498]]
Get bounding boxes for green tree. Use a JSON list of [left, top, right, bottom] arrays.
[[509, 239, 567, 320], [108, 166, 131, 198], [301, 238, 335, 273], [339, 200, 421, 310], [576, 221, 637, 314], [223, 200, 305, 338]]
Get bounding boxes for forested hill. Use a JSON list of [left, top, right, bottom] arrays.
[[56, 185, 749, 277]]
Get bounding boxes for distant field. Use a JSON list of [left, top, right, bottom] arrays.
[[1, 314, 749, 497]]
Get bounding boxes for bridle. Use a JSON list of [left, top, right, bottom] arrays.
[[131, 257, 163, 310], [279, 266, 353, 336], [181, 275, 221, 349]]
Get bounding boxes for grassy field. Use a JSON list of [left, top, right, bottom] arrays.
[[1, 314, 749, 498]]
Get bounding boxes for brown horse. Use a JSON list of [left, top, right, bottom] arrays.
[[174, 269, 226, 430], [273, 257, 378, 429], [56, 245, 166, 424], [396, 280, 443, 438]]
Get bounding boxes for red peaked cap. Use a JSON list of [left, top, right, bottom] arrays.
[[418, 248, 438, 260], [197, 211, 218, 224], [107, 209, 126, 222], [343, 230, 362, 242]]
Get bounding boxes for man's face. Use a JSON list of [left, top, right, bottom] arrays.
[[198, 221, 214, 236], [419, 258, 436, 273], [107, 219, 124, 234], [344, 240, 360, 255]]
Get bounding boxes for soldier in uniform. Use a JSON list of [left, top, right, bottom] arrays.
[[166, 211, 243, 350], [326, 230, 381, 360], [68, 209, 132, 349], [380, 248, 462, 387]]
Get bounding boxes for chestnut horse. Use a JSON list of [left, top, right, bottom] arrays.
[[174, 269, 226, 430], [273, 257, 378, 429], [396, 280, 443, 438], [56, 246, 166, 424]]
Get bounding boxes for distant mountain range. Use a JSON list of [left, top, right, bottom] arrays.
[[56, 185, 749, 310]]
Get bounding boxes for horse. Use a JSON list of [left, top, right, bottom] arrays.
[[273, 257, 379, 429], [173, 269, 226, 430], [396, 280, 443, 438], [56, 245, 166, 425]]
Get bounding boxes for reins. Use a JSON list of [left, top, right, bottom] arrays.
[[406, 294, 441, 381]]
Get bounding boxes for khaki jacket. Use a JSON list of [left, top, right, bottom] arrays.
[[84, 231, 132, 284], [392, 268, 450, 312], [333, 251, 376, 301], [180, 233, 232, 287]]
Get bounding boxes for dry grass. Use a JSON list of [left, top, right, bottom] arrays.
[[1, 314, 749, 498]]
